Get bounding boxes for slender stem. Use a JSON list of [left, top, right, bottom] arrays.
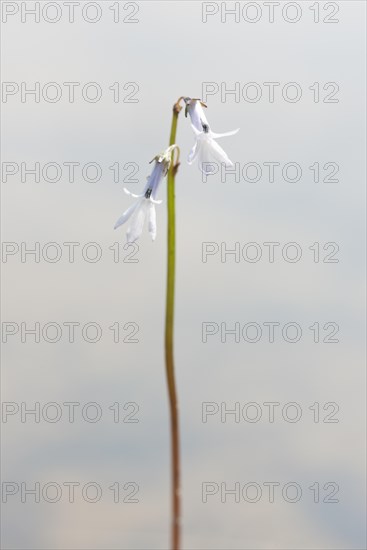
[[165, 98, 182, 550]]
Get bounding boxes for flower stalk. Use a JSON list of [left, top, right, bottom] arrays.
[[113, 95, 238, 549], [165, 97, 183, 550]]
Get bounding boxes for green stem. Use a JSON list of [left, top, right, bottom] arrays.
[[165, 98, 182, 550]]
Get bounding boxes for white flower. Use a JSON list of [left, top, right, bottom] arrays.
[[184, 97, 239, 175], [114, 145, 178, 243]]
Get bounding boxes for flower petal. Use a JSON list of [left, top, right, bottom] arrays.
[[211, 128, 240, 139], [198, 140, 219, 175], [126, 200, 148, 243], [146, 161, 166, 198], [114, 201, 139, 230], [188, 140, 200, 164], [190, 123, 201, 137], [208, 139, 233, 167], [123, 187, 143, 199], [148, 203, 157, 241]]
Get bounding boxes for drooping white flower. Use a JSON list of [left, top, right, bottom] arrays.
[[184, 97, 239, 175], [114, 145, 178, 243]]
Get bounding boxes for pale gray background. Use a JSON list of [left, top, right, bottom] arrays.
[[1, 1, 366, 548]]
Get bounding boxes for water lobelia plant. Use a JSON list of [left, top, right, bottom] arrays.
[[114, 96, 238, 549]]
